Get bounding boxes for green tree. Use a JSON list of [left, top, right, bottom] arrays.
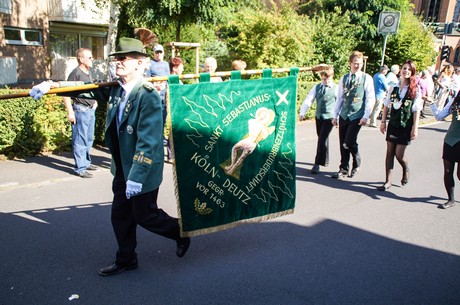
[[124, 0, 241, 42], [298, 0, 434, 73], [219, 5, 313, 69], [310, 8, 361, 77], [385, 10, 437, 71]]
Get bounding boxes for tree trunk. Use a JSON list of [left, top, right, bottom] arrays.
[[175, 20, 181, 42], [107, 0, 120, 55]]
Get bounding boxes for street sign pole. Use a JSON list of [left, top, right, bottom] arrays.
[[381, 34, 389, 66], [378, 11, 401, 67]]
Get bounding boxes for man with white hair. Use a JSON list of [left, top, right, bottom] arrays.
[[386, 64, 399, 87], [204, 57, 223, 82]]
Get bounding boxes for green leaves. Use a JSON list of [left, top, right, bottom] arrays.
[[219, 5, 313, 69], [0, 92, 72, 158]]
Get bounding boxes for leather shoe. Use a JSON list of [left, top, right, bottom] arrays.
[[176, 237, 191, 258], [99, 259, 138, 276], [332, 169, 348, 179], [349, 167, 360, 178], [310, 164, 320, 174]]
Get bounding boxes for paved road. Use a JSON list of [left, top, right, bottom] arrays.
[[0, 119, 459, 305]]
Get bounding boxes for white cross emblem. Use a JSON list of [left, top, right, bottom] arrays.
[[276, 90, 289, 106]]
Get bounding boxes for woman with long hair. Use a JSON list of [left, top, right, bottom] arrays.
[[378, 60, 423, 191]]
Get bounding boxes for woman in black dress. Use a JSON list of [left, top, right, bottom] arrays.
[[378, 60, 423, 191], [424, 93, 460, 208]]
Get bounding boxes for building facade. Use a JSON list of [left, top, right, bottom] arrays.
[[0, 0, 109, 87], [412, 0, 460, 68]]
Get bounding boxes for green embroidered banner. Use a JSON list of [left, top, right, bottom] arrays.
[[169, 70, 297, 237]]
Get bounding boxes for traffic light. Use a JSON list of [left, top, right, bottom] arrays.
[[441, 45, 450, 61], [445, 22, 454, 35]]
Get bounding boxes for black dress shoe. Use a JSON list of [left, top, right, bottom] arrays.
[[176, 237, 191, 258], [332, 169, 348, 179], [349, 167, 360, 178], [311, 164, 320, 174], [99, 259, 138, 276]]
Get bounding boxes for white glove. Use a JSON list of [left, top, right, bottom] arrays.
[[126, 180, 142, 199], [29, 81, 51, 100]]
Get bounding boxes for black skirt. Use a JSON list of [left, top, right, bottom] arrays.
[[443, 141, 460, 162], [386, 123, 412, 145]]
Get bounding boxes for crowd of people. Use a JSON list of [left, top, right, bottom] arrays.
[[300, 51, 459, 211]]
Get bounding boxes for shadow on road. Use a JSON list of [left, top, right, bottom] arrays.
[[1, 203, 459, 305], [296, 165, 445, 206]]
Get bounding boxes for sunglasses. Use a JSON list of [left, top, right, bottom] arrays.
[[155, 51, 163, 54], [113, 56, 136, 63]]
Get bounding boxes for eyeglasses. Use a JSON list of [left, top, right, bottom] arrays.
[[155, 51, 163, 54], [87, 56, 94, 60], [112, 56, 136, 63]]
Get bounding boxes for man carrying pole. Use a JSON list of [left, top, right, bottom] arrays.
[[29, 37, 191, 276]]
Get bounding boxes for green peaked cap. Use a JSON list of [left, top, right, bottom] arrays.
[[109, 37, 149, 57]]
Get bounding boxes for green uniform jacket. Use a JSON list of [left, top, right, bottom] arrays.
[[105, 81, 164, 193]]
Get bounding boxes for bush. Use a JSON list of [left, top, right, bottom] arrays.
[[0, 89, 106, 159]]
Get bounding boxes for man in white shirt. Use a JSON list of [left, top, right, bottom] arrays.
[[332, 51, 376, 179]]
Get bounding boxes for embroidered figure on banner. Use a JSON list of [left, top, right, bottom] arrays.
[[222, 107, 276, 179]]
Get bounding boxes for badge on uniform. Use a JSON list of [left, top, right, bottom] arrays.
[[127, 125, 134, 134]]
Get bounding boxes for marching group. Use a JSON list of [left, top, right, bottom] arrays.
[[28, 37, 459, 276], [299, 51, 460, 211]]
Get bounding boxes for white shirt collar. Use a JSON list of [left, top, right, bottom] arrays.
[[117, 75, 143, 101]]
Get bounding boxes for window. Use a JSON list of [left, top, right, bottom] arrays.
[[455, 48, 460, 64], [49, 22, 107, 60], [0, 0, 12, 14], [4, 27, 43, 46]]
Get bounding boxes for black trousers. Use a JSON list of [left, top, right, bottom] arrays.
[[314, 117, 334, 166], [111, 171, 181, 264], [338, 117, 362, 171]]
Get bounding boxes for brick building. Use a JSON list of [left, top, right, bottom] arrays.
[[0, 0, 109, 87], [412, 0, 460, 68]]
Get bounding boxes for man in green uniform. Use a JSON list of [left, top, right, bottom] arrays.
[[29, 38, 190, 276]]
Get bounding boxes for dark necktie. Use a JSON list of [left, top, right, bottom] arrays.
[[349, 74, 356, 89]]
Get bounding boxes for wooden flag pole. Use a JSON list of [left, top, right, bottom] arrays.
[[0, 65, 329, 100]]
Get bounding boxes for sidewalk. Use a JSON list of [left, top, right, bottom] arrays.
[[0, 146, 112, 191]]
